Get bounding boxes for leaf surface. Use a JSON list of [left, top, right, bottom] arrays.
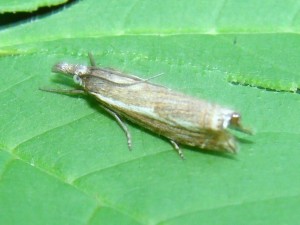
[[0, 1, 299, 224]]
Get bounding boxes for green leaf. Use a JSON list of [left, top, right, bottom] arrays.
[[0, 1, 299, 224], [0, 0, 67, 13]]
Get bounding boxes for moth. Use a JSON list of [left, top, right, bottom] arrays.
[[41, 53, 251, 158]]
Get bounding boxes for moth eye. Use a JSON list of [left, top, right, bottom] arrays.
[[73, 75, 83, 85]]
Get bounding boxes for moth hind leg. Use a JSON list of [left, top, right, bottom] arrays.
[[99, 104, 132, 150]]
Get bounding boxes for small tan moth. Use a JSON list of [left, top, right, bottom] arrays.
[[42, 53, 251, 158]]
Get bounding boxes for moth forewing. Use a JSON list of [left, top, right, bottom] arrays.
[[46, 54, 251, 158]]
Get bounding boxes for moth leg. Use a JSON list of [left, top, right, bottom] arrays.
[[88, 52, 96, 67], [99, 105, 132, 150], [200, 138, 210, 149], [170, 140, 184, 159], [39, 88, 85, 95]]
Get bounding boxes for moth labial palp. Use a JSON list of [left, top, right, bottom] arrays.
[[42, 53, 252, 159]]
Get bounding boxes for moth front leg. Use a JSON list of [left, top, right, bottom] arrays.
[[39, 88, 85, 95], [88, 52, 97, 67]]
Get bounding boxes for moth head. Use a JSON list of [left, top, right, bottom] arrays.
[[52, 62, 92, 87], [52, 62, 91, 76]]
